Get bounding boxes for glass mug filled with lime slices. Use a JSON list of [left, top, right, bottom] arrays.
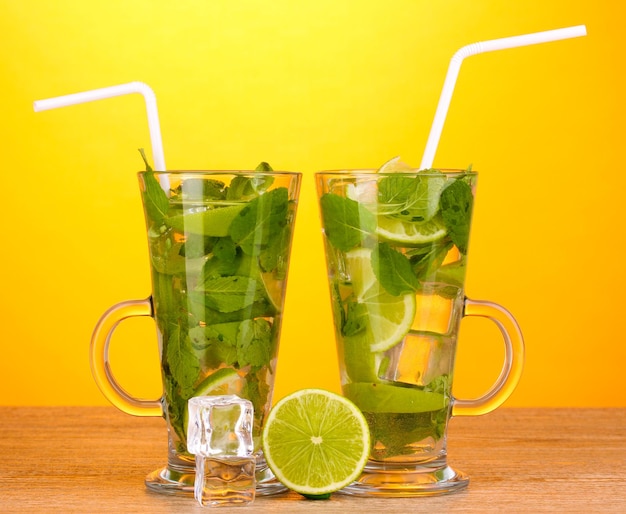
[[90, 166, 301, 496], [316, 161, 524, 496]]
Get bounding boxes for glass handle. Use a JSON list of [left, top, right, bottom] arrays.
[[89, 297, 162, 417], [452, 297, 525, 417]]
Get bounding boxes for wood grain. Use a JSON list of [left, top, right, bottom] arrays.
[[1, 407, 624, 512]]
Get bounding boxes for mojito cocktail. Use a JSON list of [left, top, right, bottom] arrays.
[[317, 162, 520, 496], [318, 165, 473, 452], [91, 167, 301, 496]]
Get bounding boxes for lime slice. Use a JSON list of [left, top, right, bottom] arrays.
[[166, 203, 245, 236], [193, 367, 243, 397], [261, 388, 370, 496], [377, 155, 414, 173], [346, 248, 416, 353], [184, 368, 244, 435], [261, 272, 283, 312], [343, 382, 448, 413], [376, 214, 447, 245]]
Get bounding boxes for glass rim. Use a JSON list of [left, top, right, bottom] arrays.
[[315, 168, 477, 176], [137, 170, 301, 177]]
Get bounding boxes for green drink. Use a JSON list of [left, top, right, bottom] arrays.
[[91, 165, 301, 496], [316, 162, 523, 496]]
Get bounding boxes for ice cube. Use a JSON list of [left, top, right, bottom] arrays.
[[187, 395, 256, 507], [187, 395, 254, 458]]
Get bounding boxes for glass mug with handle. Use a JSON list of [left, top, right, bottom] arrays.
[[316, 167, 524, 496], [91, 169, 301, 495]]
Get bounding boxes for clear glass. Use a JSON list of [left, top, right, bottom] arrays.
[[315, 170, 524, 496], [90, 170, 302, 496]]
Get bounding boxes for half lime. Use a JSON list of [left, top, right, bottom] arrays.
[[261, 389, 370, 496]]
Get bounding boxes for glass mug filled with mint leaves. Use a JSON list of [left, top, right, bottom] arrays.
[[316, 159, 524, 496], [90, 165, 301, 496]]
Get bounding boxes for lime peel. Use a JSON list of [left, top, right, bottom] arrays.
[[343, 382, 448, 413], [193, 367, 242, 397], [376, 215, 448, 246]]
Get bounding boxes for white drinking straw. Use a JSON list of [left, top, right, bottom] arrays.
[[420, 25, 587, 170], [34, 81, 167, 173]]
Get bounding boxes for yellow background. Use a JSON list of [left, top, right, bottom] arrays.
[[1, 1, 624, 408]]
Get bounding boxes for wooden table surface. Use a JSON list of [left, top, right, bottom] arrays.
[[0, 407, 624, 512]]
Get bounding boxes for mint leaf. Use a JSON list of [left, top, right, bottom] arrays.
[[187, 291, 274, 325], [425, 374, 451, 395], [407, 241, 453, 282], [364, 411, 446, 459], [189, 323, 239, 367], [149, 239, 187, 275], [439, 179, 473, 254], [201, 238, 239, 278], [378, 175, 416, 204], [152, 271, 183, 325], [165, 324, 200, 399], [377, 175, 421, 215], [181, 178, 226, 201], [139, 148, 169, 223], [377, 172, 445, 222], [139, 148, 154, 172], [196, 275, 265, 313], [319, 193, 376, 252], [226, 174, 275, 201], [229, 188, 288, 256], [213, 237, 237, 261], [259, 224, 291, 276], [143, 172, 169, 224], [243, 369, 271, 438], [237, 318, 273, 369], [255, 162, 273, 171], [342, 300, 367, 336], [372, 242, 419, 296], [163, 373, 185, 441]]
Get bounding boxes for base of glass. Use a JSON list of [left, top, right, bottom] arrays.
[[145, 463, 288, 497], [338, 461, 469, 497]]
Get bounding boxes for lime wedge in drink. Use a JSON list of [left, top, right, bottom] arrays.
[[343, 382, 448, 413], [261, 271, 283, 312], [261, 389, 370, 496], [376, 214, 447, 245], [346, 248, 416, 353], [166, 204, 246, 236], [377, 155, 414, 173], [193, 367, 243, 397], [183, 367, 244, 434]]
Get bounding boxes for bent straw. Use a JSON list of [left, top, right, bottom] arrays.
[[420, 25, 587, 170], [34, 81, 167, 174]]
